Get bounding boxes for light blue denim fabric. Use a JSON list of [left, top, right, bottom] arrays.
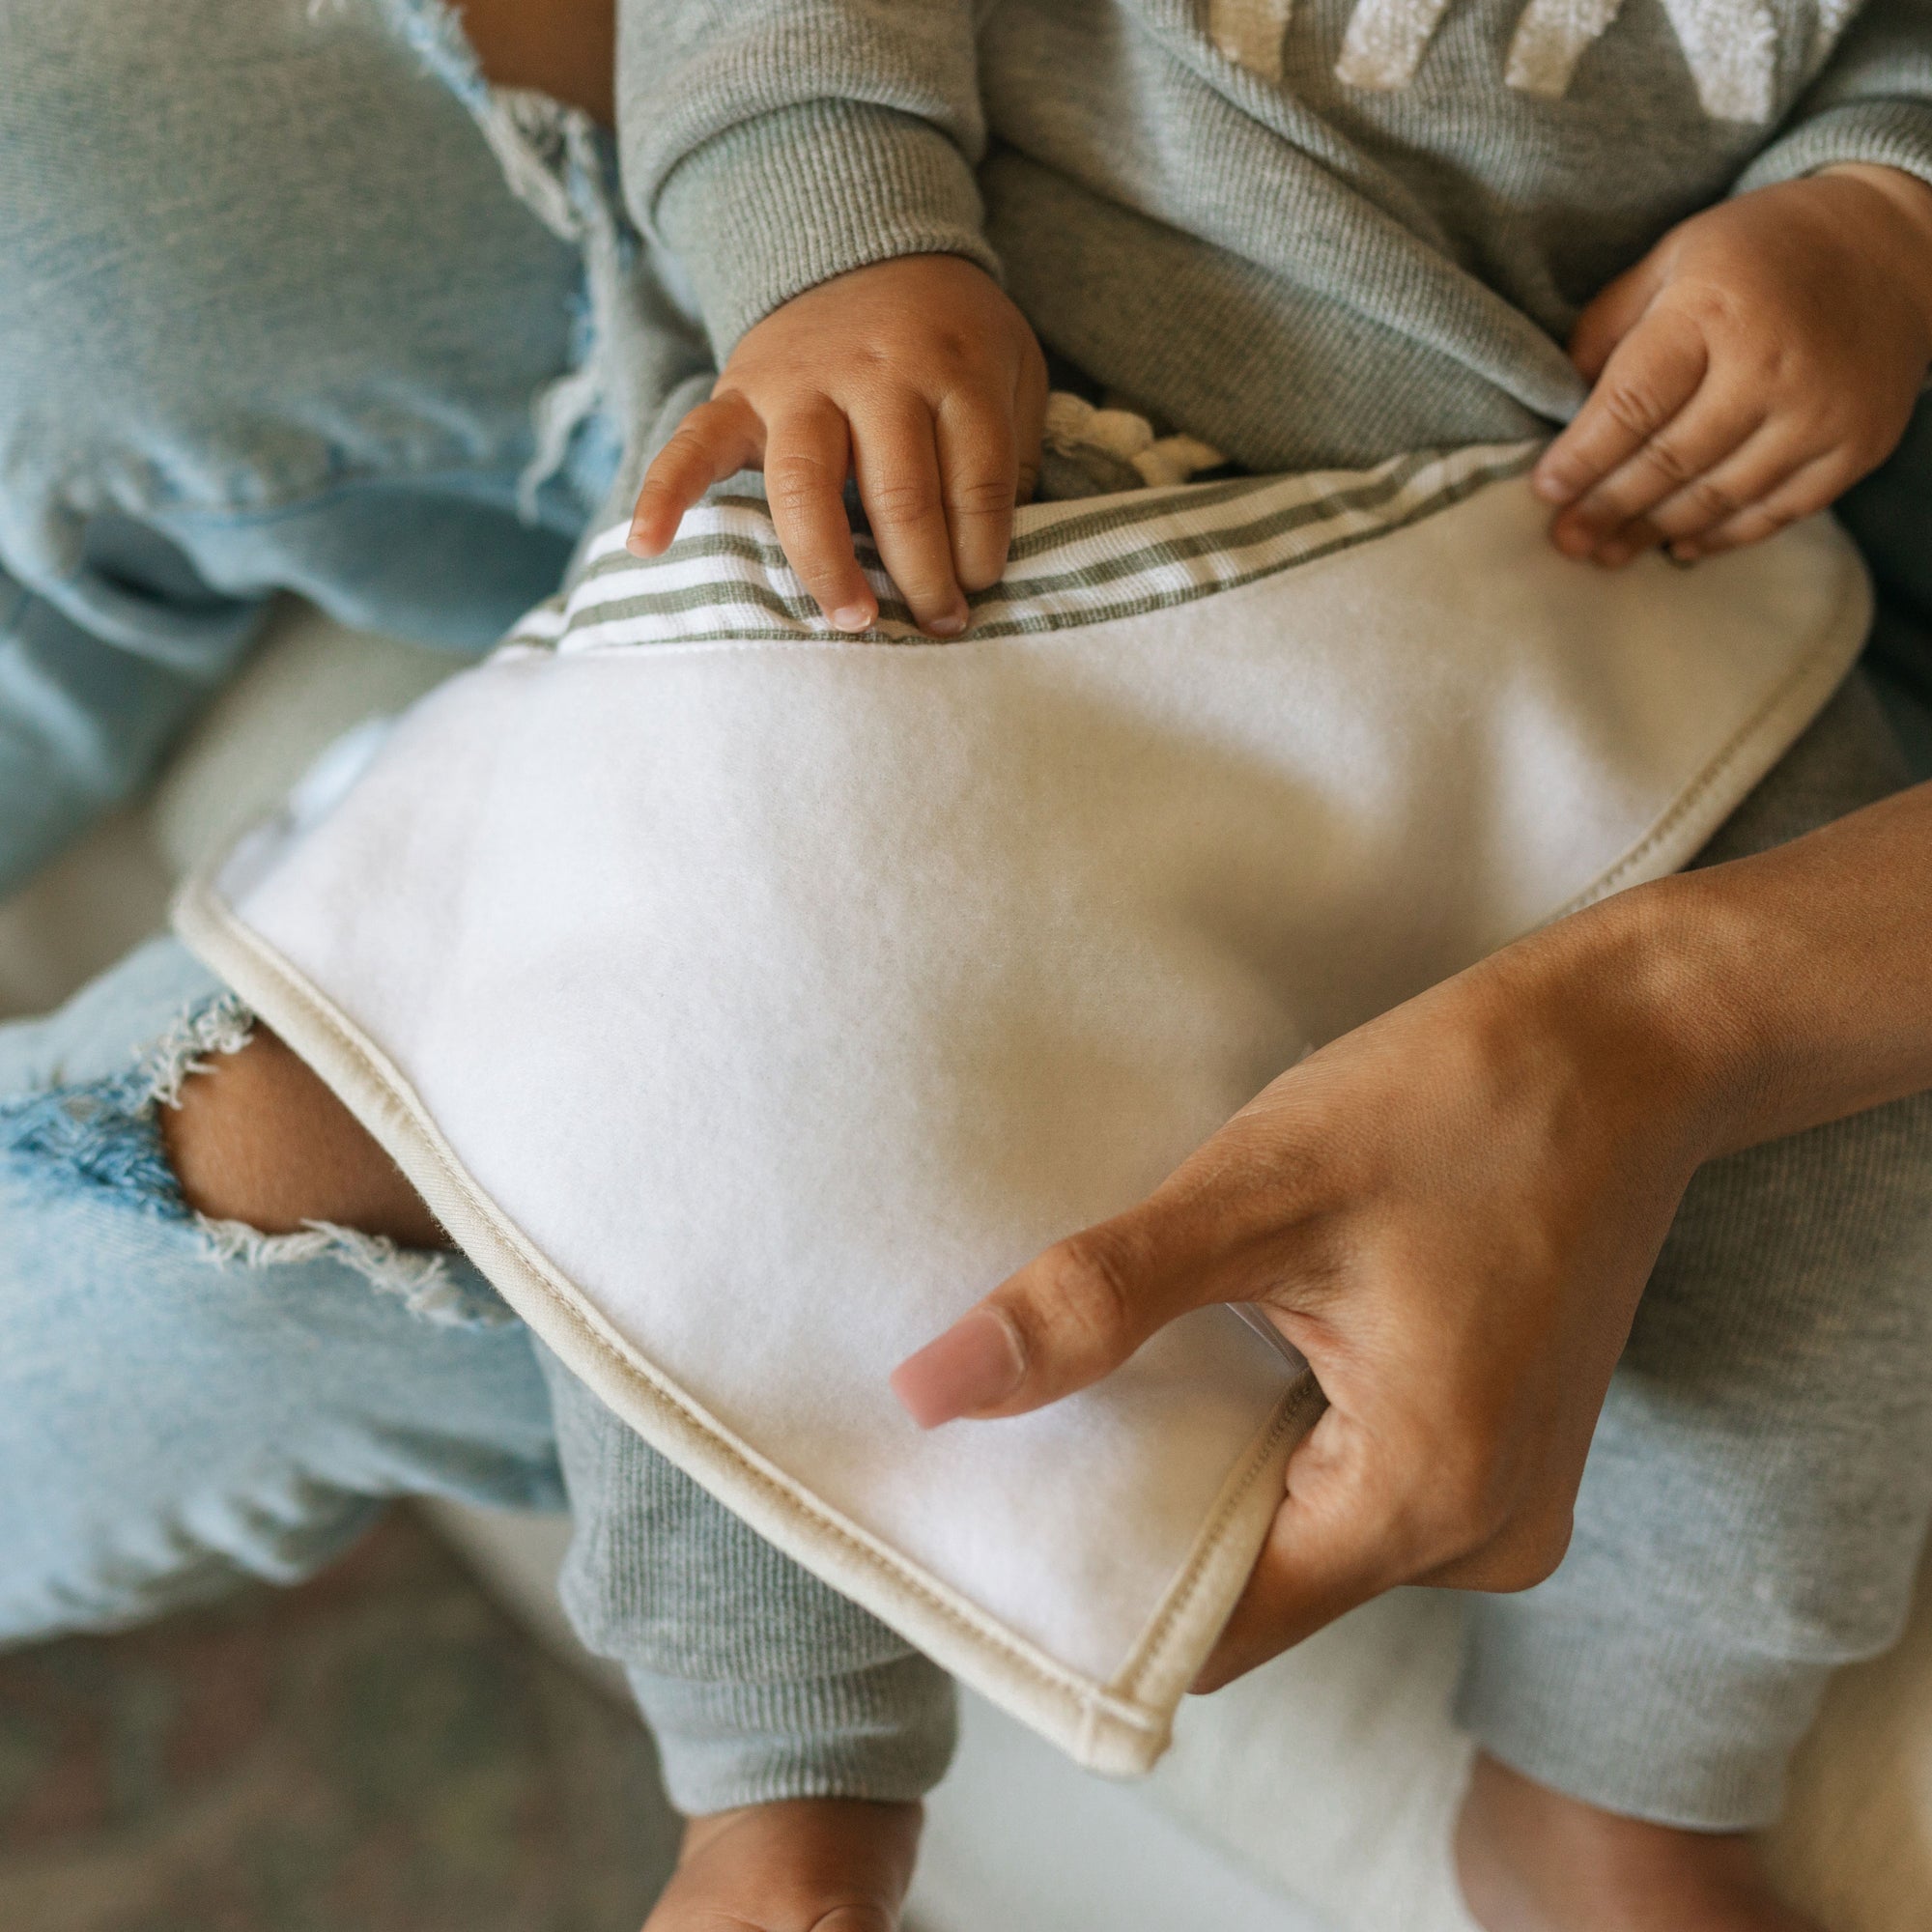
[[0, 936, 956, 1812], [0, 4, 940, 1812], [0, 0, 656, 897], [0, 937, 565, 1636], [11, 0, 1932, 1833]]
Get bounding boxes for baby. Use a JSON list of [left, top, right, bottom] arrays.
[[603, 1, 1932, 1929], [29, 3, 1928, 1930]]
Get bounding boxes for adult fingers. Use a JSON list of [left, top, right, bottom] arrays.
[[629, 394, 764, 557], [1198, 1395, 1582, 1689], [1550, 380, 1768, 562], [892, 1138, 1315, 1428], [933, 389, 1019, 593], [1415, 1499, 1577, 1596], [1533, 308, 1709, 524], [763, 400, 878, 633], [1192, 1407, 1409, 1689], [852, 400, 969, 636]]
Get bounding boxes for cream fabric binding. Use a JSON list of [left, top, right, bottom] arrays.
[[176, 444, 1870, 1776]]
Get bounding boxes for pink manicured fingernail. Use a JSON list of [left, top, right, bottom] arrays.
[[832, 603, 874, 633], [891, 1309, 1025, 1429]]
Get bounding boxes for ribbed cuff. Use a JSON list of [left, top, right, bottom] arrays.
[[628, 1651, 958, 1816], [1455, 1601, 1833, 1829], [1736, 100, 1932, 199], [654, 98, 1000, 360]]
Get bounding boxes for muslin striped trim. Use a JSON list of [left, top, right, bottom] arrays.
[[506, 441, 1538, 655]]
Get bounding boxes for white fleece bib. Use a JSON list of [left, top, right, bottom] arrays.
[[176, 444, 1870, 1775]]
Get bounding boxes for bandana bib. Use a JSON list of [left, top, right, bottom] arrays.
[[177, 444, 1869, 1774]]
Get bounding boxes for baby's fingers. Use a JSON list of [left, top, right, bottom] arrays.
[[1534, 309, 1712, 530], [764, 402, 878, 633], [1601, 422, 1818, 563], [853, 403, 968, 637], [629, 394, 764, 557], [935, 391, 1020, 593], [1552, 381, 1770, 564], [1669, 451, 1851, 560], [1566, 248, 1667, 384]]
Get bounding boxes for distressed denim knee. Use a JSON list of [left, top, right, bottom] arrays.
[[0, 982, 502, 1324], [0, 0, 599, 890], [0, 940, 562, 1639]]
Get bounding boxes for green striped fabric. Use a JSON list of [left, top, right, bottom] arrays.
[[506, 441, 1538, 654]]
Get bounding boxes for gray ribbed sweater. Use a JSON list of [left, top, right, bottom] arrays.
[[615, 0, 1932, 471]]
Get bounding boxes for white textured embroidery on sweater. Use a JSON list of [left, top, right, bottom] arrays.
[[1336, 0, 1461, 88], [1208, 0, 1803, 122], [1503, 0, 1630, 98]]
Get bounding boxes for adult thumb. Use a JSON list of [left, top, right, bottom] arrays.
[[891, 1202, 1236, 1429]]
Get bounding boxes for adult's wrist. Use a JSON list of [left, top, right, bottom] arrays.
[[1509, 770, 1932, 1168], [1494, 872, 1777, 1178]]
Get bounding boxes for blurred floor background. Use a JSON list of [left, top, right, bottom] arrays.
[[0, 1510, 679, 1932]]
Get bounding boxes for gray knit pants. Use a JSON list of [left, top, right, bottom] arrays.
[[543, 669, 1932, 1829], [538, 1347, 957, 1814], [1455, 669, 1932, 1828]]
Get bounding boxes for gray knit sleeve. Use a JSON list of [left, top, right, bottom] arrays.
[[534, 1344, 958, 1816], [616, 0, 998, 359], [1737, 0, 1932, 195]]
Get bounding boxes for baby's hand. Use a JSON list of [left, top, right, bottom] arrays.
[[1533, 166, 1932, 566], [629, 255, 1048, 636]]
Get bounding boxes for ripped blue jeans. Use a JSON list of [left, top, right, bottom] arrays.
[[0, 0, 710, 898], [0, 937, 958, 1812], [0, 2, 955, 1814], [0, 937, 563, 1633]]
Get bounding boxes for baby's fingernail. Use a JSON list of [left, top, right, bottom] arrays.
[[832, 603, 874, 633], [1552, 525, 1595, 558], [891, 1309, 1026, 1429], [926, 610, 967, 638], [1532, 469, 1576, 504]]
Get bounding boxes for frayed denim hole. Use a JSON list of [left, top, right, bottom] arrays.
[[346, 0, 491, 110], [0, 991, 254, 1219], [200, 1219, 519, 1331], [0, 1073, 190, 1221]]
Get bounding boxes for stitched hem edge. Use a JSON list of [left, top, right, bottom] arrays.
[[1547, 533, 1873, 920], [172, 881, 1282, 1775], [166, 480, 1873, 1775]]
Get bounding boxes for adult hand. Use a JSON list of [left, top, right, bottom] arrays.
[[629, 255, 1048, 638], [1533, 165, 1932, 567], [892, 889, 1733, 1686]]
